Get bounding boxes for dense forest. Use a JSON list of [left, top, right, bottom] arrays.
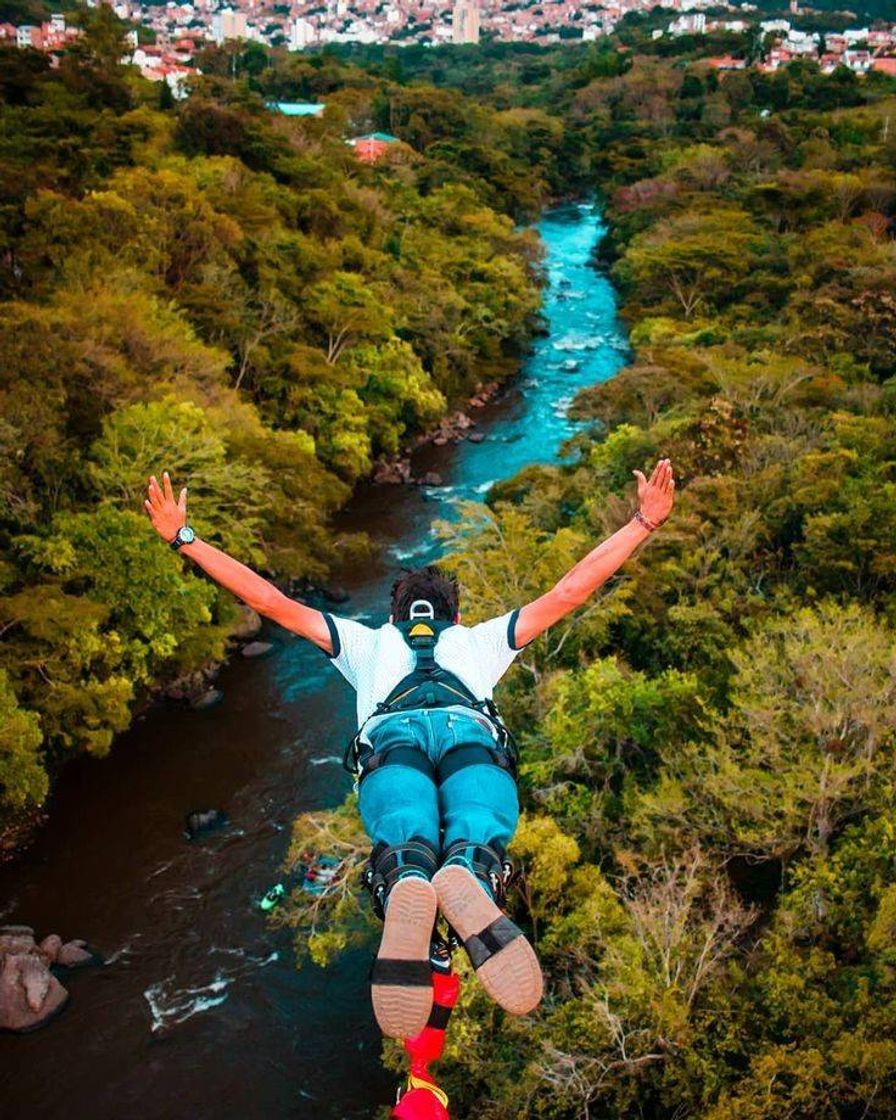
[[0, 18, 584, 827], [279, 43, 896, 1120], [3, 15, 896, 1117]]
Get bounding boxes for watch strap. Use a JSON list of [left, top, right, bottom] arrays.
[[634, 510, 660, 533], [170, 526, 195, 551]]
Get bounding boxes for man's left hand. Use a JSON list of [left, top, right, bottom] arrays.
[[633, 458, 675, 528]]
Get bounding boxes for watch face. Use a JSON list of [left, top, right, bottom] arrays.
[[180, 526, 196, 544]]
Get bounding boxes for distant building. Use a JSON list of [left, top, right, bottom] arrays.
[[287, 16, 315, 49], [872, 57, 896, 76], [452, 0, 479, 44], [704, 54, 747, 69], [267, 101, 326, 116], [348, 132, 399, 162], [844, 49, 871, 72], [669, 12, 705, 36], [211, 8, 246, 43]]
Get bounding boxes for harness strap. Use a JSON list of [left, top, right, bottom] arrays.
[[370, 959, 433, 986], [464, 916, 522, 971], [437, 742, 517, 784], [441, 838, 514, 907], [363, 837, 440, 920], [358, 743, 437, 784]]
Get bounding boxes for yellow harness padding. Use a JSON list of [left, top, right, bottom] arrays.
[[409, 623, 435, 637], [407, 1074, 449, 1108]]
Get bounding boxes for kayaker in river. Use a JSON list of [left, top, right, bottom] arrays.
[[143, 459, 675, 1039]]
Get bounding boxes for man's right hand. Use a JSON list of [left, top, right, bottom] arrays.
[[144, 472, 188, 543]]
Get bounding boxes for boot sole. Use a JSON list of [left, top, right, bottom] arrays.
[[433, 865, 543, 1015], [371, 876, 438, 1039]]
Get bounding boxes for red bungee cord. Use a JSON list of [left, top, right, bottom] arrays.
[[391, 968, 461, 1120]]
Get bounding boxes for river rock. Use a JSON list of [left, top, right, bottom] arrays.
[[185, 809, 229, 840], [426, 410, 477, 446], [0, 926, 35, 955], [241, 641, 273, 659], [39, 935, 62, 963], [468, 381, 498, 408], [231, 605, 262, 640], [467, 431, 486, 443], [166, 668, 220, 704], [373, 458, 412, 484], [0, 926, 92, 1032], [418, 471, 443, 486], [56, 940, 93, 968], [191, 689, 223, 711]]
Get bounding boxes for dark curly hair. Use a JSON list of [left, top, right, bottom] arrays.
[[391, 565, 460, 622]]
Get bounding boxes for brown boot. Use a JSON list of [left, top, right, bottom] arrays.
[[433, 863, 542, 1015], [371, 875, 438, 1039]]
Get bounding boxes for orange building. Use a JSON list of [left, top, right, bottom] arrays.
[[348, 132, 400, 163]]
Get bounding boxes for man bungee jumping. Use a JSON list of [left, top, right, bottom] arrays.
[[143, 459, 676, 1040]]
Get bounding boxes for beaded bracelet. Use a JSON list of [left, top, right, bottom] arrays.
[[634, 510, 660, 533]]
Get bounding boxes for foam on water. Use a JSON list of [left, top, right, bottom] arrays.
[[144, 950, 279, 1034]]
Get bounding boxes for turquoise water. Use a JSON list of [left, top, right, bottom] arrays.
[[0, 203, 626, 1120]]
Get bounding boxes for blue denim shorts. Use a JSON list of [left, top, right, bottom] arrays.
[[357, 707, 519, 856]]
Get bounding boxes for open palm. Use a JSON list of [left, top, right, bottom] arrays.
[[633, 458, 675, 527], [144, 472, 187, 542]]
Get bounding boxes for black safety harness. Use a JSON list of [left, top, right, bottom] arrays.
[[342, 601, 518, 782]]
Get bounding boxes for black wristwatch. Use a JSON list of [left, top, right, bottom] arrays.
[[170, 525, 196, 551]]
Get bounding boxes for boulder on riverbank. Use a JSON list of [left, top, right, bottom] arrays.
[[241, 641, 273, 659], [231, 606, 263, 640], [428, 410, 476, 446], [165, 665, 222, 705], [372, 457, 412, 484], [191, 688, 223, 711], [0, 926, 93, 1033]]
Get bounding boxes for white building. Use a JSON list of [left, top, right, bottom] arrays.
[[669, 12, 706, 36], [844, 48, 871, 71], [211, 8, 247, 42], [16, 24, 35, 47], [843, 27, 869, 43], [452, 0, 479, 44], [288, 17, 315, 49]]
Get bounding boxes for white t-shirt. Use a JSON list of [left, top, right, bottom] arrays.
[[324, 609, 524, 728]]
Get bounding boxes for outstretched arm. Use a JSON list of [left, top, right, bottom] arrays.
[[143, 472, 332, 653], [514, 458, 675, 647]]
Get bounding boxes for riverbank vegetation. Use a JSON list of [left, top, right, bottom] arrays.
[[281, 48, 896, 1120]]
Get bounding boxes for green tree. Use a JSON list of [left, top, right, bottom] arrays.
[[0, 669, 45, 811]]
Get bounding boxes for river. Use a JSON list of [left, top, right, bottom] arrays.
[[0, 203, 627, 1120]]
